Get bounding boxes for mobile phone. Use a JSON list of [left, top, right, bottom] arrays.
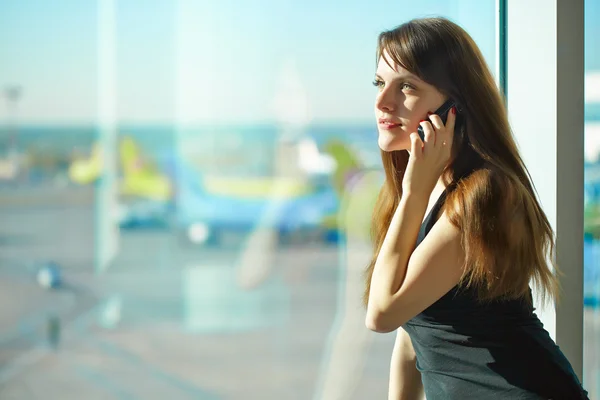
[[417, 99, 458, 141]]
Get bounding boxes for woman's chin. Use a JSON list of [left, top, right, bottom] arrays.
[[378, 132, 409, 152]]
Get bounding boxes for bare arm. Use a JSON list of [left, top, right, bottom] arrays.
[[366, 192, 465, 333], [389, 328, 424, 400]]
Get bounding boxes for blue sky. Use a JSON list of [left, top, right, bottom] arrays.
[[0, 0, 596, 125]]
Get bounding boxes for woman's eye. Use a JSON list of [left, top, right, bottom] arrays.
[[372, 80, 414, 91]]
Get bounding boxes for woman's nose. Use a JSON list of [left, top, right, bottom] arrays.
[[375, 90, 396, 113]]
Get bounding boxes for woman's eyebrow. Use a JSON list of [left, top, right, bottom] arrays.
[[375, 73, 421, 82]]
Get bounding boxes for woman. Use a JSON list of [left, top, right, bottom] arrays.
[[364, 17, 589, 399]]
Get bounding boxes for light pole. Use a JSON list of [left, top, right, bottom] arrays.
[[3, 85, 22, 155], [95, 0, 119, 274]]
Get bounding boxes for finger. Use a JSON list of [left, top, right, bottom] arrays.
[[429, 107, 456, 150], [419, 120, 435, 146], [445, 105, 457, 135], [428, 114, 444, 131], [409, 132, 422, 157], [441, 134, 453, 152], [442, 106, 457, 151]]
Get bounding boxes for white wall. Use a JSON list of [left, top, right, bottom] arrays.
[[506, 0, 585, 379]]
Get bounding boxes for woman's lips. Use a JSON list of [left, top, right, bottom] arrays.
[[378, 122, 401, 130]]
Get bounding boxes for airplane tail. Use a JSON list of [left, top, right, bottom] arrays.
[[68, 143, 103, 185], [322, 139, 383, 237], [322, 139, 364, 197], [119, 136, 172, 201]]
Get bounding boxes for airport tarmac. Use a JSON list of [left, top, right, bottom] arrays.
[[0, 187, 395, 399], [0, 186, 598, 399]]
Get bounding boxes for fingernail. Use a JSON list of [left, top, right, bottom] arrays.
[[451, 106, 456, 114], [427, 111, 432, 115], [420, 119, 426, 123]]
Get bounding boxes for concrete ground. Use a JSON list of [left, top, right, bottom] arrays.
[[0, 186, 597, 399]]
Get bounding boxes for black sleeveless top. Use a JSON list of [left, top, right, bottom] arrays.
[[402, 189, 589, 400]]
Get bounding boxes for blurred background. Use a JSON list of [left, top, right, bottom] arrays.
[[0, 0, 598, 399]]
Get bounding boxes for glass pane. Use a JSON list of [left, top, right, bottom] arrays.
[[0, 1, 498, 398], [584, 0, 600, 397]]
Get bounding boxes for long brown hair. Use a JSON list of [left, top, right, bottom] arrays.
[[363, 17, 559, 308]]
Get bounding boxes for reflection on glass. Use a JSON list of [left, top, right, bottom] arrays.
[[0, 1, 498, 398], [584, 0, 600, 397]]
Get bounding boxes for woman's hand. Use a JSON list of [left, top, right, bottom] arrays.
[[402, 106, 456, 197]]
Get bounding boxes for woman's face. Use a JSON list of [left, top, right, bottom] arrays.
[[374, 52, 448, 152]]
